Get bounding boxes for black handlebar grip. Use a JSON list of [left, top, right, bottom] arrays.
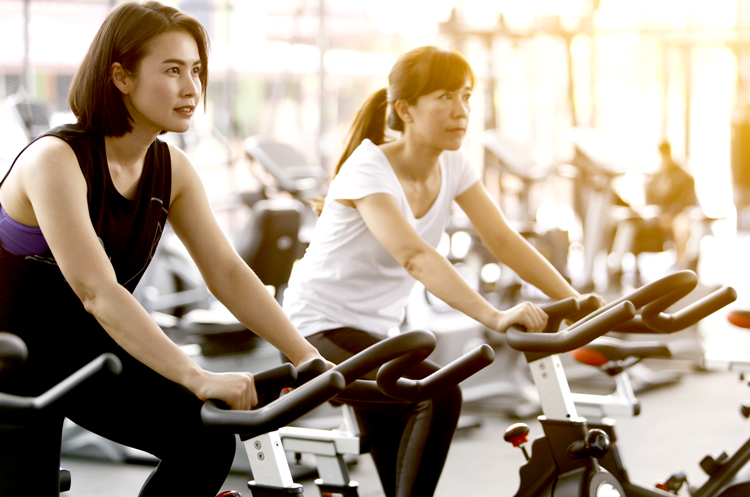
[[332, 330, 438, 403], [641, 285, 737, 333], [377, 344, 495, 402], [537, 295, 602, 335], [201, 370, 346, 439], [293, 358, 327, 387], [506, 301, 636, 354], [613, 270, 698, 310], [564, 295, 603, 326], [0, 332, 28, 373], [253, 363, 297, 394], [35, 353, 122, 410], [0, 353, 122, 419], [540, 297, 580, 320], [570, 271, 698, 334], [334, 379, 392, 403], [332, 330, 437, 384], [539, 298, 580, 334]]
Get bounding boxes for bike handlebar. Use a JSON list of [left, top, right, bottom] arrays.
[[376, 341, 494, 402], [202, 330, 496, 436], [640, 285, 737, 332], [0, 352, 122, 421], [201, 370, 347, 438], [585, 270, 735, 334], [506, 301, 636, 356], [251, 358, 327, 395], [333, 330, 494, 403], [535, 295, 601, 334], [202, 333, 440, 436], [506, 271, 736, 358]]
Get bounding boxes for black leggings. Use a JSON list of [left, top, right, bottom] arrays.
[[307, 328, 462, 497], [0, 343, 235, 497]]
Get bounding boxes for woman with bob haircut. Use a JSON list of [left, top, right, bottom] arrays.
[[0, 2, 328, 495], [283, 46, 592, 497]]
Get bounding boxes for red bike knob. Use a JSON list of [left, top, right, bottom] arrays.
[[504, 423, 530, 448]]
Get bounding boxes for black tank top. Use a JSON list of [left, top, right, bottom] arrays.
[[0, 123, 171, 391]]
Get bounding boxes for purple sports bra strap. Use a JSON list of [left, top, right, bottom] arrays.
[[0, 206, 49, 256]]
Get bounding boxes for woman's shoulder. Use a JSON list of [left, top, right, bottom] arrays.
[[348, 139, 388, 164], [327, 140, 399, 200], [338, 139, 392, 176], [163, 142, 192, 188], [8, 134, 83, 200], [16, 133, 78, 169]]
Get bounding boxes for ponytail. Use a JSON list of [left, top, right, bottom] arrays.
[[312, 88, 391, 216], [334, 88, 389, 177]]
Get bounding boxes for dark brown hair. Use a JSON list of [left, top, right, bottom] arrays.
[[68, 1, 210, 137], [335, 46, 475, 176]]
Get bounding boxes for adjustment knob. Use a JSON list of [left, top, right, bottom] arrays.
[[504, 423, 530, 447], [504, 423, 530, 461], [569, 429, 610, 459], [586, 429, 611, 458]]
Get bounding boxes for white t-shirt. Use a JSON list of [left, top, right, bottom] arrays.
[[283, 139, 480, 336]]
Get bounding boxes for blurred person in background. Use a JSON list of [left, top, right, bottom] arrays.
[[646, 140, 698, 269]]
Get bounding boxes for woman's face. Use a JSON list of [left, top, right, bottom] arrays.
[[117, 30, 202, 135], [400, 80, 472, 151]]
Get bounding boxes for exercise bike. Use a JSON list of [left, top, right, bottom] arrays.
[[202, 329, 495, 497], [0, 330, 355, 496], [503, 270, 737, 497], [567, 314, 750, 496], [0, 333, 123, 495]]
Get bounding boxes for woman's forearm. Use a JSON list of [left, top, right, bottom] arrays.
[[491, 230, 579, 301], [405, 248, 500, 328], [84, 283, 206, 389]]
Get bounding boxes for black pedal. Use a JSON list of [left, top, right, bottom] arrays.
[[700, 452, 729, 476]]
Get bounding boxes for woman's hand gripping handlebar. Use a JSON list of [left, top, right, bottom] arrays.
[[201, 359, 346, 439], [202, 330, 496, 437], [505, 271, 737, 360], [202, 334, 449, 436], [505, 296, 637, 360]]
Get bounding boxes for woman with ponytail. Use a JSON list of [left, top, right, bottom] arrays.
[[283, 46, 586, 497]]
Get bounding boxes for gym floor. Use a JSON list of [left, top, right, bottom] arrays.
[[59, 232, 750, 497]]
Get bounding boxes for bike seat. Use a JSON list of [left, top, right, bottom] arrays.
[[572, 336, 671, 367]]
